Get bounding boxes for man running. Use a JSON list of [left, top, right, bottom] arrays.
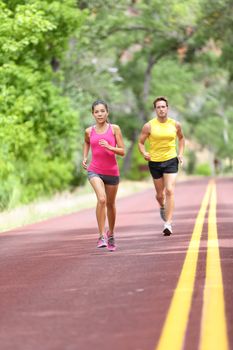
[[138, 96, 185, 236]]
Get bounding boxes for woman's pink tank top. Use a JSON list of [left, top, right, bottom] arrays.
[[88, 124, 119, 176]]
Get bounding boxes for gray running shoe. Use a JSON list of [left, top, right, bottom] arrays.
[[163, 222, 172, 236], [160, 207, 166, 222], [97, 236, 107, 248], [107, 232, 116, 251]]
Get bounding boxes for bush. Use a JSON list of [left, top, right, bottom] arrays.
[[0, 1, 86, 210], [194, 163, 212, 176], [125, 143, 149, 181], [185, 149, 197, 174]]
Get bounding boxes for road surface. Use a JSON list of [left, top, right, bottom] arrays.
[[0, 177, 232, 350]]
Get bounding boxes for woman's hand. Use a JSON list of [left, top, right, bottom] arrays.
[[99, 139, 111, 150], [82, 158, 88, 169]]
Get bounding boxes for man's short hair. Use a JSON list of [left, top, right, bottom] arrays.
[[153, 96, 168, 108]]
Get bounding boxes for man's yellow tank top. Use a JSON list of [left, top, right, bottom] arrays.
[[148, 117, 177, 162]]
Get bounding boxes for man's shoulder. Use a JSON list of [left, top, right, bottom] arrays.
[[147, 118, 156, 126], [143, 121, 152, 130], [168, 117, 178, 125]]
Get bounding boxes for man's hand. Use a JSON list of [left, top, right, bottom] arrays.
[[143, 152, 151, 161], [178, 155, 184, 166]]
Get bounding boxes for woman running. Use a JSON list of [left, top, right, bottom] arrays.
[[82, 100, 125, 251]]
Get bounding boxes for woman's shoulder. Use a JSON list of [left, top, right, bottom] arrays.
[[110, 124, 121, 134], [85, 126, 93, 133], [84, 126, 93, 138]]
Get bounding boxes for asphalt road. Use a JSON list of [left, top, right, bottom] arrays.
[[0, 177, 232, 350]]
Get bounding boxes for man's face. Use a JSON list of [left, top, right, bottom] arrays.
[[155, 100, 168, 118]]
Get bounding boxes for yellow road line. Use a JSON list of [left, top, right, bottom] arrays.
[[199, 182, 229, 350], [155, 182, 213, 350]]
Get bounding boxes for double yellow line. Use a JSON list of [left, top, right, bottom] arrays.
[[155, 180, 229, 350]]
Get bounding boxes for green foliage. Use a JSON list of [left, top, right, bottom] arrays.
[[183, 63, 233, 162], [62, 0, 206, 178], [197, 0, 233, 78], [150, 59, 198, 115], [1, 0, 233, 211], [124, 144, 149, 181], [194, 163, 211, 176], [185, 149, 197, 175], [0, 0, 86, 209]]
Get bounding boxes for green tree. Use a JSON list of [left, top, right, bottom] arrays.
[[63, 0, 203, 177], [0, 1, 86, 209], [181, 0, 233, 171]]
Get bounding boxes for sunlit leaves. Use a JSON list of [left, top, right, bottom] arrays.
[[0, 0, 86, 209]]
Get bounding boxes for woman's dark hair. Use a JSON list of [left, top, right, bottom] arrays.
[[153, 96, 168, 108], [91, 99, 109, 112]]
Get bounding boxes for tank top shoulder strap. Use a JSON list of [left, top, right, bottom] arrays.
[[149, 118, 157, 127], [107, 123, 115, 135], [90, 125, 96, 136], [168, 117, 176, 126]]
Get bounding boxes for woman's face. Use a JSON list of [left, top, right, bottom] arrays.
[[92, 104, 108, 123]]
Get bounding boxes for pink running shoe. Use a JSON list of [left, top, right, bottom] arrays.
[[97, 236, 107, 248], [106, 231, 116, 251]]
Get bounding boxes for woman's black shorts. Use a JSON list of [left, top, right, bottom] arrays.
[[87, 171, 120, 185], [148, 157, 179, 179]]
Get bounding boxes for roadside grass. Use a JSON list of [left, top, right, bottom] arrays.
[[0, 179, 153, 233]]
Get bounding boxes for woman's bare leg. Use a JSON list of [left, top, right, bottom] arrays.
[[89, 177, 106, 235], [105, 184, 118, 235]]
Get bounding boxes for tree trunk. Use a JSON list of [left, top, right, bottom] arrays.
[[122, 130, 137, 176], [143, 54, 156, 104], [123, 54, 157, 174]]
